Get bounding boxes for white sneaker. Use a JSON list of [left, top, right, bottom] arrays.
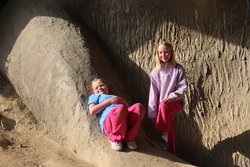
[[109, 140, 122, 151], [126, 141, 137, 150], [161, 133, 168, 143]]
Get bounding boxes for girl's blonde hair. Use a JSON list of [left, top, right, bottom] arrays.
[[89, 77, 109, 94], [155, 41, 177, 69]]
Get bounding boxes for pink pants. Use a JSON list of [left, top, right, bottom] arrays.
[[155, 101, 183, 155], [104, 103, 146, 142]]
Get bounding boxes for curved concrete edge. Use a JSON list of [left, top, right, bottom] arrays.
[[78, 127, 196, 167], [0, 1, 195, 167]]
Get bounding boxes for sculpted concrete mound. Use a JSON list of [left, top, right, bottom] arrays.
[[0, 1, 194, 167]]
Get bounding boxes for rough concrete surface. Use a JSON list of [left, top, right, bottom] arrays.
[[77, 0, 250, 167], [1, 0, 250, 167], [0, 74, 94, 167], [0, 0, 195, 167]]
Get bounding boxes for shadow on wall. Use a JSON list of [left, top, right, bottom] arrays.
[[63, 2, 152, 108], [74, 0, 250, 113], [176, 111, 250, 167], [0, 0, 8, 9], [71, 10, 181, 163], [175, 73, 250, 166], [72, 0, 250, 166], [126, 0, 250, 49], [62, 1, 250, 166]]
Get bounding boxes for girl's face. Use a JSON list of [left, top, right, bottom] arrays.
[[157, 44, 172, 63], [92, 79, 109, 94]]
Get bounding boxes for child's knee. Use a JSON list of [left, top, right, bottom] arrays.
[[115, 104, 127, 115], [134, 103, 146, 114]]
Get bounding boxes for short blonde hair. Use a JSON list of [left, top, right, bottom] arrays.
[[155, 41, 177, 69], [89, 77, 109, 94]]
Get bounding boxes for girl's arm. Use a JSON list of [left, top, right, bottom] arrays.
[[89, 100, 112, 115], [89, 96, 126, 115], [148, 71, 159, 118]]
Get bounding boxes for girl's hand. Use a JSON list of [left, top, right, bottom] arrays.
[[117, 97, 129, 108], [108, 96, 122, 104], [108, 97, 129, 107], [162, 98, 173, 104]]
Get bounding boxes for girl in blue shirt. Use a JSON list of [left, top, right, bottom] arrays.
[[87, 78, 146, 151]]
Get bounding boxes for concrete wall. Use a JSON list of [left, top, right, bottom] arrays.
[[68, 0, 250, 166]]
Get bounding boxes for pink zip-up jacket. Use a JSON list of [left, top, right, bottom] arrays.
[[148, 63, 188, 118]]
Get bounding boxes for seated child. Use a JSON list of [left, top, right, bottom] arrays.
[[87, 78, 146, 151]]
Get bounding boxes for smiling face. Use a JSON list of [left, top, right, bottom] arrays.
[[91, 79, 109, 94], [157, 44, 172, 63]]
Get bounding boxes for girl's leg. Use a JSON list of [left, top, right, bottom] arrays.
[[155, 101, 183, 155], [124, 103, 146, 141], [104, 104, 128, 142]]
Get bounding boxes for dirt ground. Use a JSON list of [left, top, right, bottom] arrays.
[[0, 74, 94, 167]]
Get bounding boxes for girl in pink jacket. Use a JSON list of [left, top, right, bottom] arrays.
[[148, 41, 188, 155]]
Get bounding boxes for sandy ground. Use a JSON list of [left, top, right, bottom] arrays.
[[0, 74, 94, 167]]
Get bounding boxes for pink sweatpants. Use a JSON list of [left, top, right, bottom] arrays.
[[155, 101, 183, 155], [104, 103, 146, 142]]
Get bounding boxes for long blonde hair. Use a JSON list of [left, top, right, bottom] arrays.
[[155, 41, 177, 69]]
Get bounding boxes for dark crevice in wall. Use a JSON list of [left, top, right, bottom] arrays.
[[0, 0, 8, 10], [63, 4, 134, 102]]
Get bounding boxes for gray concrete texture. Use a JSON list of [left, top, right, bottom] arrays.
[[0, 0, 195, 167], [0, 0, 249, 167]]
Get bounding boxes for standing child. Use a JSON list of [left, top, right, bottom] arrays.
[[148, 41, 188, 155], [88, 78, 146, 151]]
